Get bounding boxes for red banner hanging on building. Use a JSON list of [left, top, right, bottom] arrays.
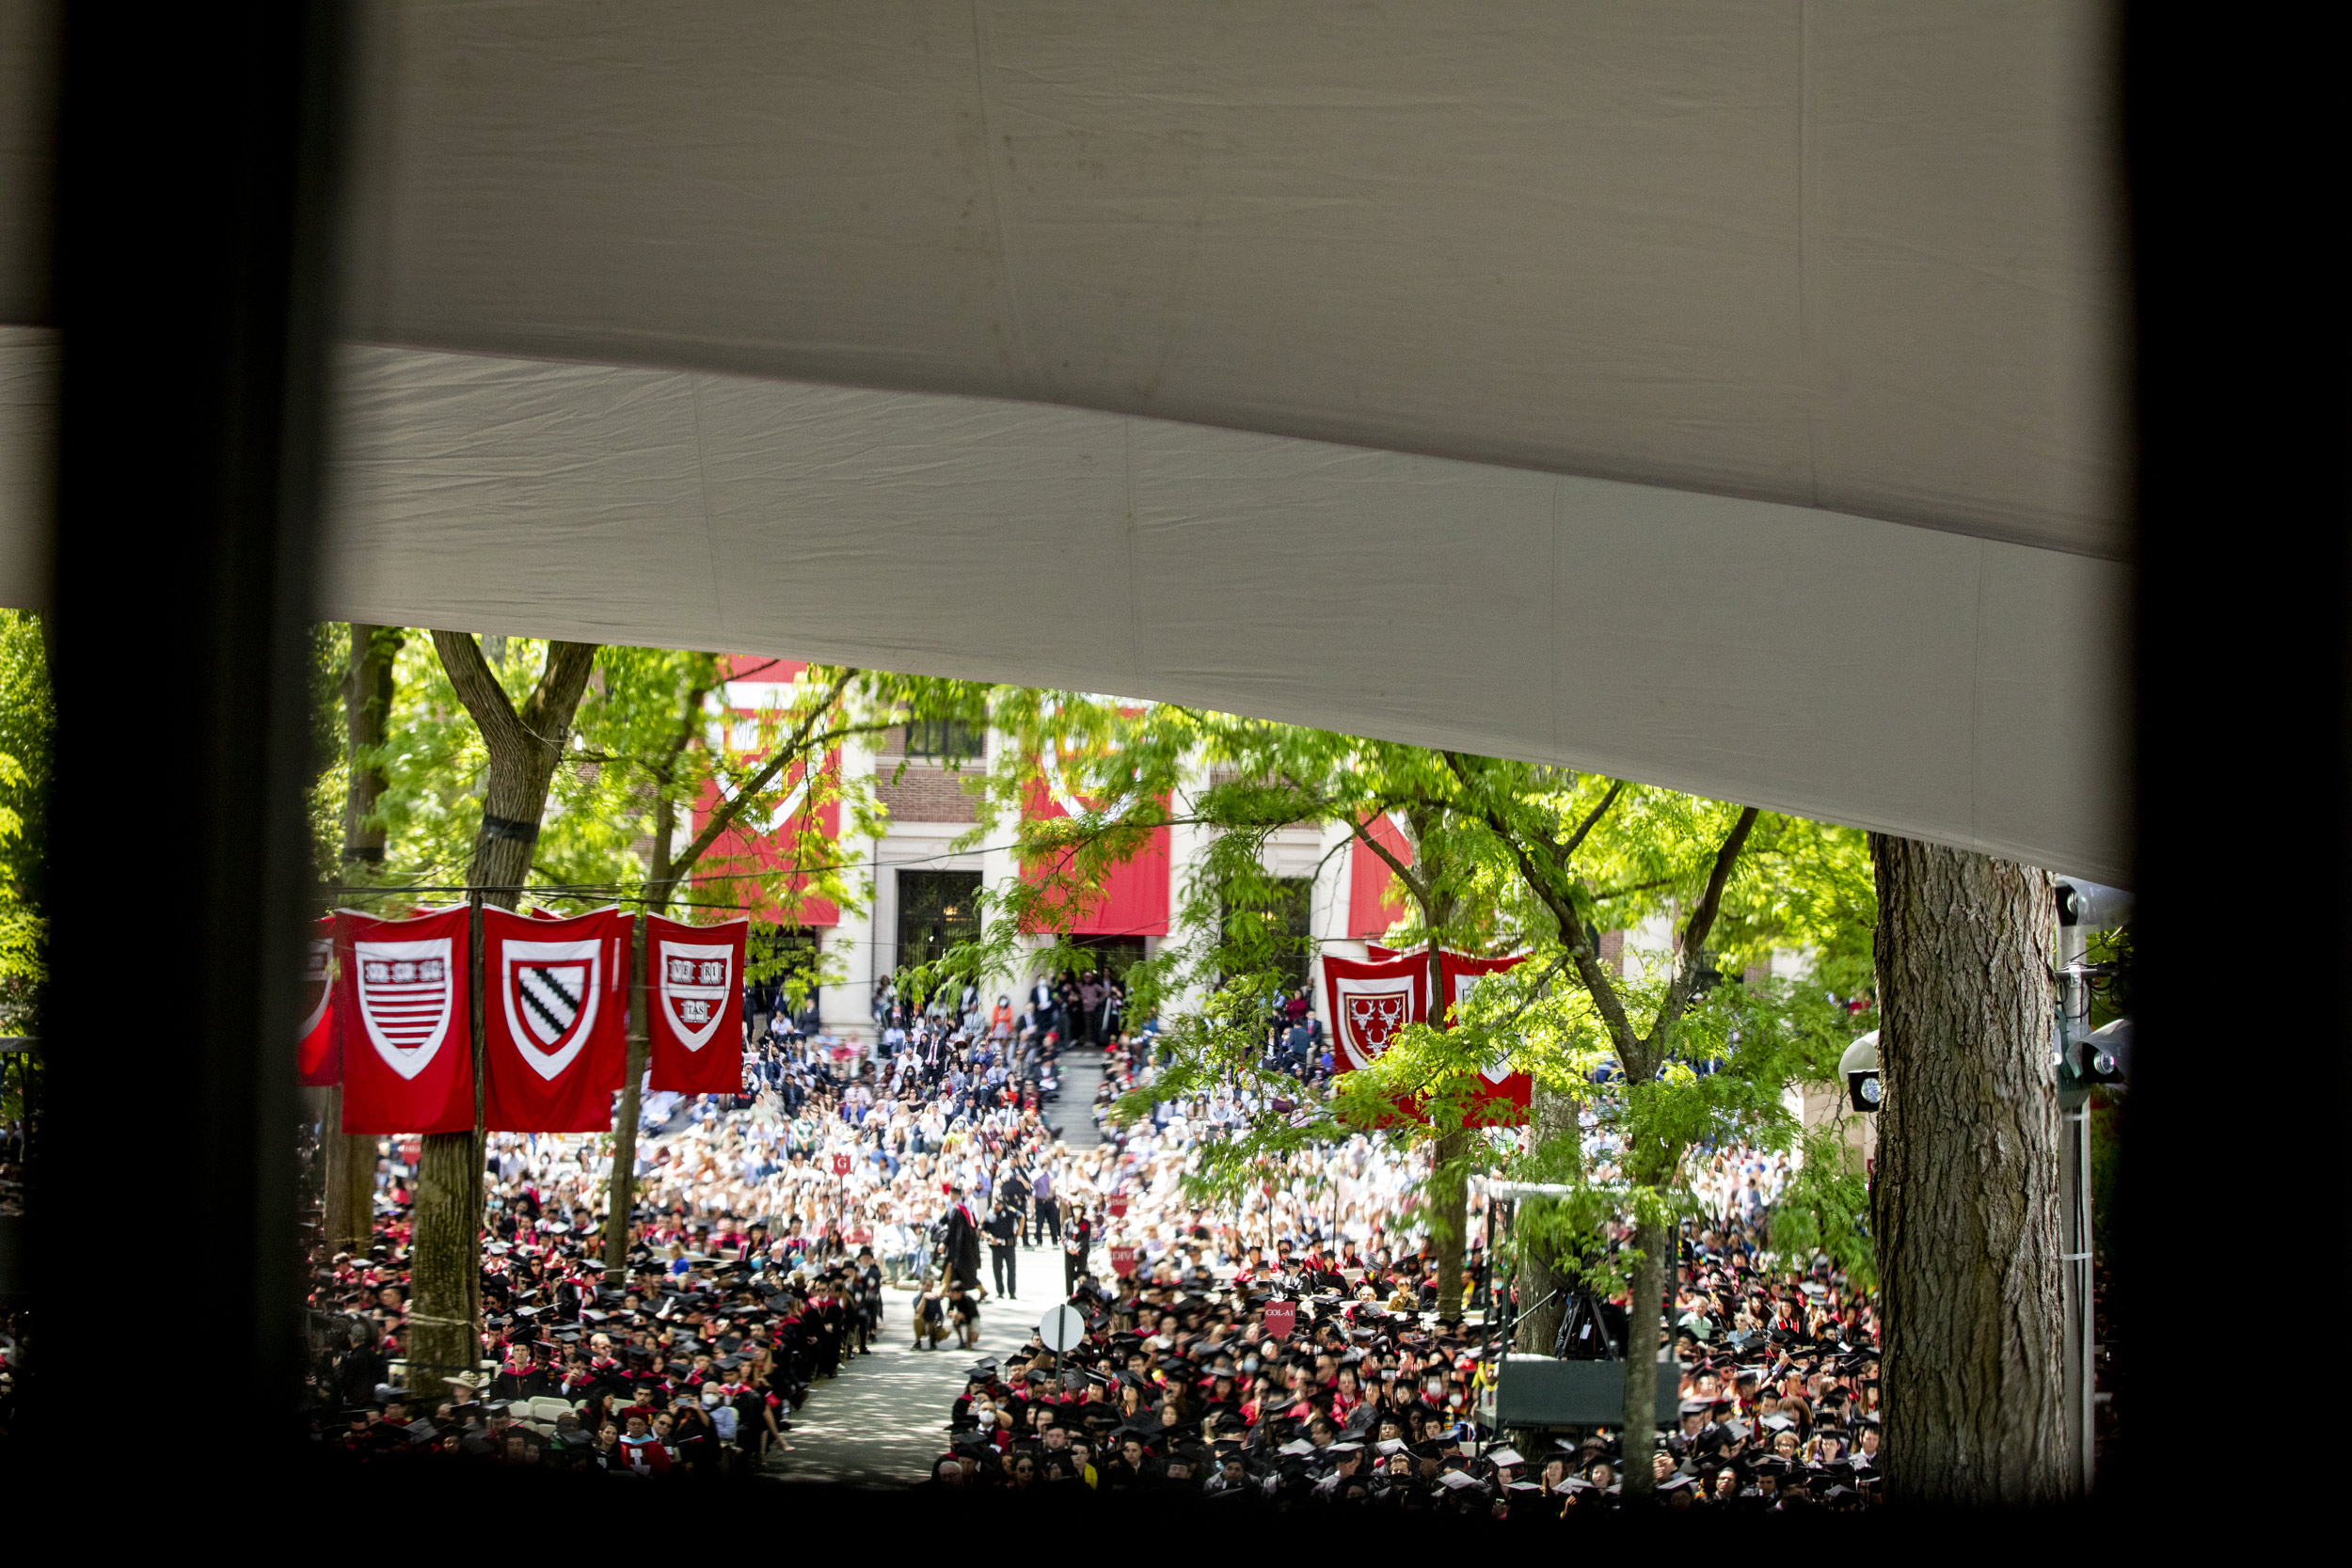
[[296, 913, 342, 1085], [1020, 779, 1170, 937], [1441, 950, 1534, 1124], [694, 657, 841, 927], [1346, 812, 1413, 940], [646, 912, 747, 1094], [337, 906, 475, 1133], [483, 906, 629, 1132]]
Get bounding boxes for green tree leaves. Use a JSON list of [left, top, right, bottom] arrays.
[[0, 611, 51, 1031]]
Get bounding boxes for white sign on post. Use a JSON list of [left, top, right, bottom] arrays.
[[1037, 1303, 1087, 1354]]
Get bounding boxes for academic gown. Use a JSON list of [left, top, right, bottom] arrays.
[[942, 1205, 984, 1291]]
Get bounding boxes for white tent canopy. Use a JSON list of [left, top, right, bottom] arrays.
[[0, 1, 2130, 884]]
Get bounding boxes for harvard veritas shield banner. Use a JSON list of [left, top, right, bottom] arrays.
[[484, 906, 628, 1132], [1320, 951, 1425, 1073], [337, 905, 474, 1133], [646, 913, 746, 1094], [295, 913, 342, 1085]]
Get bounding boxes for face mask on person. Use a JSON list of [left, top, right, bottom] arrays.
[[701, 1387, 722, 1407]]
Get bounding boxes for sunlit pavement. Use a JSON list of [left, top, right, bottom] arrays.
[[764, 1242, 1079, 1485]]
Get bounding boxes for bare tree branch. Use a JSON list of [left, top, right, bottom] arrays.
[[1444, 775, 1642, 1057], [429, 629, 524, 753], [518, 642, 599, 750], [428, 630, 597, 763], [1558, 778, 1627, 863], [1645, 804, 1761, 1047], [661, 670, 858, 899]]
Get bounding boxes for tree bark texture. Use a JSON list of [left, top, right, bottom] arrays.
[[321, 1086, 373, 1252], [1870, 833, 2072, 1506], [404, 635, 598, 1386], [1513, 1082, 1581, 1355], [1617, 1213, 1671, 1502], [340, 624, 398, 863], [1430, 1126, 1469, 1322], [605, 785, 675, 1269], [603, 927, 650, 1270]]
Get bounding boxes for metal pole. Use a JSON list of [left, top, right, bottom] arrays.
[[468, 888, 487, 1358]]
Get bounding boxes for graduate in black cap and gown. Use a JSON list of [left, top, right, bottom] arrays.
[[941, 1186, 985, 1294]]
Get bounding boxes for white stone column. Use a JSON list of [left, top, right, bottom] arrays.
[[820, 732, 881, 1041]]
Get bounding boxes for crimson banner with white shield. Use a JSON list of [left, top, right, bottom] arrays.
[[645, 912, 747, 1093], [482, 906, 629, 1132], [1440, 949, 1533, 1124], [336, 906, 475, 1132], [1319, 950, 1426, 1073], [295, 913, 342, 1085]]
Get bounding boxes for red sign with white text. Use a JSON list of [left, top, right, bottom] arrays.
[[1263, 1301, 1297, 1340], [1109, 1245, 1138, 1278]]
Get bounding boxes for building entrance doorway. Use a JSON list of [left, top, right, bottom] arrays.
[[896, 869, 982, 974]]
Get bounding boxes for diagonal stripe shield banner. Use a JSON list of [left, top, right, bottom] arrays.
[[484, 906, 629, 1132]]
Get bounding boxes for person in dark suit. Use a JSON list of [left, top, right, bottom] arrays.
[[985, 1200, 1022, 1297], [1064, 1209, 1093, 1296]]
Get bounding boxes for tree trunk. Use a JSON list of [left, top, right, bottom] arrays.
[[604, 787, 675, 1269], [1869, 833, 2072, 1505], [406, 1115, 483, 1392], [404, 635, 597, 1393], [1513, 1082, 1581, 1354], [1421, 924, 1470, 1323], [1617, 1212, 1670, 1502], [603, 932, 651, 1270], [1429, 1126, 1469, 1322], [340, 624, 398, 864], [321, 1088, 374, 1252], [326, 625, 399, 1254]]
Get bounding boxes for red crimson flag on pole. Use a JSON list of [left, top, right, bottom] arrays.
[[1440, 950, 1534, 1124], [483, 906, 629, 1132], [337, 906, 475, 1133], [1346, 812, 1414, 940], [646, 913, 747, 1094], [295, 913, 342, 1085]]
